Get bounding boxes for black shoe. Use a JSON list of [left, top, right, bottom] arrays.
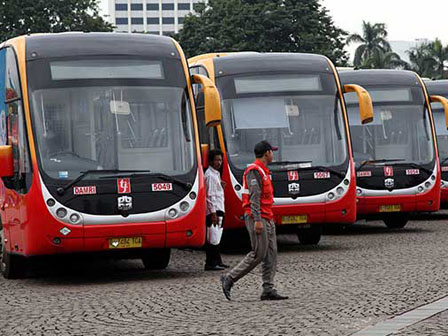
[[220, 275, 233, 300], [260, 290, 289, 301], [205, 264, 225, 271], [219, 263, 230, 268]]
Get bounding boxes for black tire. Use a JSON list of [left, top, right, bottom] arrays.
[[1, 231, 27, 279], [141, 248, 171, 270], [297, 224, 322, 245], [383, 214, 409, 229]]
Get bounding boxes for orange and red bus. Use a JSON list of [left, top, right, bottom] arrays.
[[340, 70, 447, 228], [189, 53, 373, 244], [425, 80, 448, 205], [0, 33, 221, 278]]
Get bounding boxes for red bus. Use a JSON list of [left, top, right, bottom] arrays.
[[340, 70, 446, 228], [424, 80, 448, 205], [0, 33, 221, 278], [189, 53, 373, 244]]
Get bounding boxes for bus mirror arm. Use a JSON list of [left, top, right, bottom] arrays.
[[344, 84, 374, 125], [430, 95, 448, 130], [192, 74, 222, 127], [0, 145, 13, 177]]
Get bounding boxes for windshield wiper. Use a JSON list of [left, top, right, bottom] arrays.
[[100, 171, 193, 191], [392, 162, 432, 175], [440, 157, 448, 166], [299, 165, 345, 178], [57, 170, 148, 195], [270, 161, 345, 178], [357, 159, 405, 170], [269, 161, 312, 167]]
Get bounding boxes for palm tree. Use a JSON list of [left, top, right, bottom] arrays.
[[407, 44, 434, 78], [347, 21, 391, 67], [426, 39, 448, 79], [408, 39, 448, 79], [361, 51, 408, 69]]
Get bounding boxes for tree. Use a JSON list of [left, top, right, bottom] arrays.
[[176, 0, 349, 65], [408, 39, 448, 79], [0, 0, 113, 42], [361, 51, 408, 70], [347, 21, 391, 67]]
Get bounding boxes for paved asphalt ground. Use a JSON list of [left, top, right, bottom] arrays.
[[2, 212, 448, 335]]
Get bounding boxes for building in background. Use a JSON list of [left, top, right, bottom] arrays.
[[108, 0, 206, 35]]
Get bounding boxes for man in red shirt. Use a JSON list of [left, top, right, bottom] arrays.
[[221, 140, 288, 301]]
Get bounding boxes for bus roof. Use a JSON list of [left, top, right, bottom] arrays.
[[425, 80, 448, 95], [23, 33, 180, 60], [339, 69, 421, 87], [196, 52, 333, 78]]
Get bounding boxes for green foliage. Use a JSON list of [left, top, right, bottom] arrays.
[[175, 0, 349, 65], [0, 0, 113, 42], [347, 21, 407, 70], [408, 39, 448, 79]]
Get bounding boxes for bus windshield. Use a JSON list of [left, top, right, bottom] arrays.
[[432, 100, 448, 165], [218, 73, 348, 171], [347, 87, 435, 167], [28, 57, 195, 180]]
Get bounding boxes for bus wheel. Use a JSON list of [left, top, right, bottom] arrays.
[[0, 235, 26, 279], [383, 214, 409, 229], [142, 248, 171, 270], [297, 225, 322, 245]]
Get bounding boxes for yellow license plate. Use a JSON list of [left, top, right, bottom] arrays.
[[109, 237, 143, 249], [282, 215, 308, 224], [379, 205, 401, 213]]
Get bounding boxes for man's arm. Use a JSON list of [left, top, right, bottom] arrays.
[[205, 174, 218, 222], [246, 170, 263, 234]]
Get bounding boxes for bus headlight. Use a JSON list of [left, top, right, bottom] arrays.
[[180, 201, 190, 212], [168, 208, 178, 218], [356, 188, 362, 196], [189, 192, 197, 200], [69, 213, 80, 223], [56, 208, 67, 218], [327, 192, 335, 200], [336, 187, 344, 195], [418, 186, 424, 193], [235, 184, 241, 191], [431, 175, 436, 181], [425, 182, 431, 189], [343, 179, 349, 186], [47, 198, 56, 207]]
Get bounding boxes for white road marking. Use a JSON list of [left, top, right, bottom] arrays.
[[352, 295, 448, 335]]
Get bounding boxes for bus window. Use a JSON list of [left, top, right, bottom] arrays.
[[5, 48, 31, 192], [346, 87, 434, 166]]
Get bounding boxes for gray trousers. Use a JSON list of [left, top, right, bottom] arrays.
[[227, 215, 277, 292]]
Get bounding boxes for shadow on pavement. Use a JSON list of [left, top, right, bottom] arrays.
[[324, 223, 432, 236], [21, 254, 205, 285]]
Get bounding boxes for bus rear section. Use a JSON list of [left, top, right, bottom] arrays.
[[190, 53, 373, 244], [0, 33, 221, 278], [341, 70, 445, 228], [425, 80, 448, 206]]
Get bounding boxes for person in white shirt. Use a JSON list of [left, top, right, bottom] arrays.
[[204, 149, 228, 271]]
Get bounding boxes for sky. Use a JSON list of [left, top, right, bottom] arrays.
[[320, 0, 448, 43], [98, 0, 448, 58]]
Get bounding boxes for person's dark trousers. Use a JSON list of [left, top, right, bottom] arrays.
[[205, 210, 225, 267]]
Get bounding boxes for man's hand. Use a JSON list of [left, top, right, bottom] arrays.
[[255, 220, 264, 235], [211, 212, 218, 224]]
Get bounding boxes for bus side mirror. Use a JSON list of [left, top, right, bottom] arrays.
[[430, 95, 448, 130], [192, 74, 221, 127], [201, 144, 209, 170], [0, 145, 13, 177], [344, 84, 374, 124]]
